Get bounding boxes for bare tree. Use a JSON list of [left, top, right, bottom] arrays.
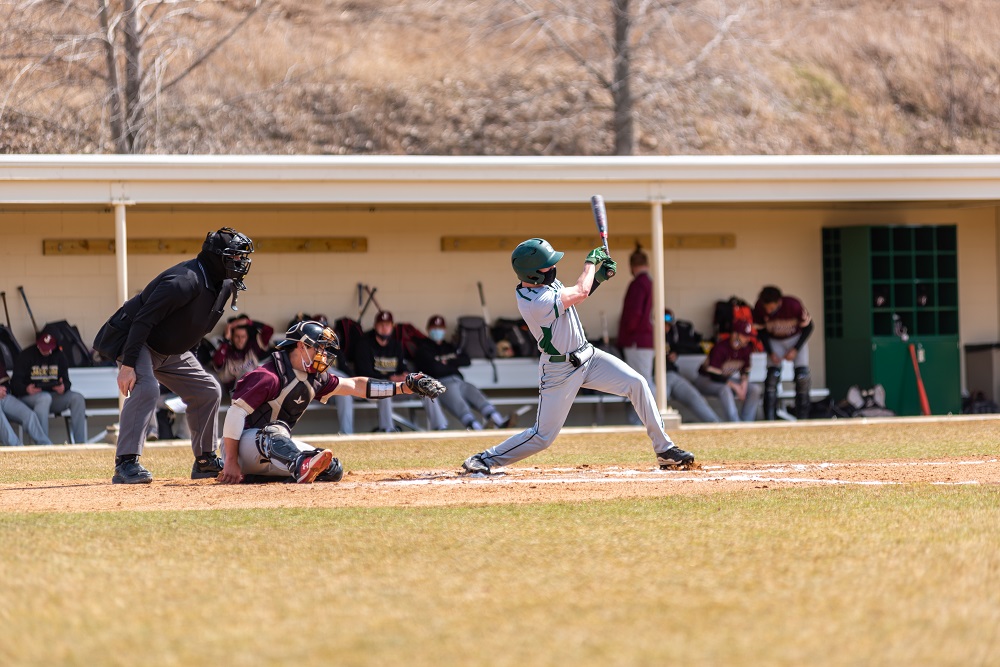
[[1, 0, 263, 153], [490, 0, 750, 155]]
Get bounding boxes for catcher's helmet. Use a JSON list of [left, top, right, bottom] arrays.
[[276, 320, 340, 373], [203, 227, 254, 288], [511, 238, 564, 283]]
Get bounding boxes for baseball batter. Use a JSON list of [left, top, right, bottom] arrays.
[[461, 238, 694, 474]]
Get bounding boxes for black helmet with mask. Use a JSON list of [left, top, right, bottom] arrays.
[[275, 320, 340, 373], [203, 227, 254, 290]]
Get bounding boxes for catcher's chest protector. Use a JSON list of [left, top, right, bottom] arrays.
[[245, 352, 330, 430]]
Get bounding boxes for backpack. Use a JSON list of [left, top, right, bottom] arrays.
[[838, 384, 896, 418], [0, 325, 21, 371], [491, 317, 537, 358], [672, 319, 705, 354], [394, 322, 428, 361], [713, 296, 754, 339], [41, 320, 95, 367], [457, 316, 497, 382], [333, 317, 365, 374], [963, 390, 1000, 414]]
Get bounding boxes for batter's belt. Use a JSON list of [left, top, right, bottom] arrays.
[[544, 342, 593, 366]]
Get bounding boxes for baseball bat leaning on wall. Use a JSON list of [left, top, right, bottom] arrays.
[[909, 343, 932, 416], [17, 286, 39, 336], [590, 195, 615, 277], [477, 281, 491, 324]]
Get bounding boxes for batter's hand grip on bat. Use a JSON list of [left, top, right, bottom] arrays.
[[590, 195, 615, 278]]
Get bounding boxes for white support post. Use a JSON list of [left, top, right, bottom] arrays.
[[113, 200, 130, 306], [650, 198, 675, 420]]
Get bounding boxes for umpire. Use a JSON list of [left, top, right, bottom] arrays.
[[93, 227, 254, 484]]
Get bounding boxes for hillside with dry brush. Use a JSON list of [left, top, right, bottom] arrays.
[[1, 0, 998, 155]]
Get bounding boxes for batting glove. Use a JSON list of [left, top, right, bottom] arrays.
[[585, 247, 610, 265], [595, 259, 617, 284]]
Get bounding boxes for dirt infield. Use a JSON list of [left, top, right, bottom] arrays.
[[3, 456, 998, 513]]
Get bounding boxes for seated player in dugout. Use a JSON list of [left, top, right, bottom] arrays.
[[218, 320, 445, 484]]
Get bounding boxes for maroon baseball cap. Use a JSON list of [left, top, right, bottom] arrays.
[[37, 332, 58, 353], [375, 311, 394, 324], [427, 315, 446, 329], [732, 319, 753, 336]]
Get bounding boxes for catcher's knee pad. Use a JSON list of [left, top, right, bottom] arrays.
[[255, 420, 299, 467], [315, 456, 344, 483]]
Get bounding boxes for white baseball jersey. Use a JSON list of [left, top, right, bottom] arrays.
[[516, 280, 588, 356]]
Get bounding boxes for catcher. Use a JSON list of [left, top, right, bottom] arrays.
[[218, 320, 445, 484]]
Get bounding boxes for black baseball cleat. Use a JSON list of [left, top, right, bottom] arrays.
[[496, 412, 517, 429], [461, 454, 491, 475], [112, 459, 153, 484], [191, 452, 225, 480], [656, 446, 695, 470]]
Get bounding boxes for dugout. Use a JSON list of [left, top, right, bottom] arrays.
[[1, 155, 999, 417]]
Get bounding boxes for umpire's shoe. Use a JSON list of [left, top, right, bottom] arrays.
[[461, 453, 491, 475], [656, 446, 695, 470], [112, 457, 153, 484], [192, 452, 225, 480]]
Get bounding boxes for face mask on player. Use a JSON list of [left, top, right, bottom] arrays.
[[541, 267, 557, 285], [429, 328, 446, 343], [301, 343, 333, 374]]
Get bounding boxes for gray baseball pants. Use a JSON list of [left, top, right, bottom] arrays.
[[19, 390, 87, 443], [479, 346, 675, 468], [693, 375, 762, 422], [1, 394, 52, 445], [117, 345, 221, 457]]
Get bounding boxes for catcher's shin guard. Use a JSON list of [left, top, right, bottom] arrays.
[[763, 366, 781, 421], [794, 367, 812, 420], [255, 420, 331, 481]]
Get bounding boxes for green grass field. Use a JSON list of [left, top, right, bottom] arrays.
[[2, 420, 998, 666]]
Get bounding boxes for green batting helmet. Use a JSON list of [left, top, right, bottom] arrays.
[[511, 238, 564, 283]]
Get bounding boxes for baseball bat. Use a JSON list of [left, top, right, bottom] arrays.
[[590, 195, 615, 277], [477, 281, 491, 324], [909, 343, 931, 416], [1, 291, 10, 329], [17, 286, 39, 335]]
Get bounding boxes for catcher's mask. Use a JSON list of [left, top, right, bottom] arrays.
[[203, 227, 254, 290], [276, 320, 340, 373]]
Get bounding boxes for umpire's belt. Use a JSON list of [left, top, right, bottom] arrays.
[[544, 343, 593, 365]]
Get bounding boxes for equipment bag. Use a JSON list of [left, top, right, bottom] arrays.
[[41, 320, 95, 367], [394, 322, 428, 361], [713, 296, 754, 337], [457, 315, 497, 382], [491, 317, 537, 358], [0, 325, 21, 370]]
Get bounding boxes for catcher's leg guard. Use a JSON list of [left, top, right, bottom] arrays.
[[763, 366, 781, 421], [794, 367, 812, 420]]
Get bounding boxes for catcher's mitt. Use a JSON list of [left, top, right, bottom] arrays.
[[405, 372, 446, 398]]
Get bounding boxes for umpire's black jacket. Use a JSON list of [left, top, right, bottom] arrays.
[[101, 254, 233, 368]]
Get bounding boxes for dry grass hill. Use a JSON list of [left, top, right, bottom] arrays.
[[1, 0, 998, 155]]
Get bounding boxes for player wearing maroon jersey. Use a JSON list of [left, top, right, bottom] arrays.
[[218, 320, 444, 484], [693, 319, 761, 422], [753, 285, 814, 420]]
